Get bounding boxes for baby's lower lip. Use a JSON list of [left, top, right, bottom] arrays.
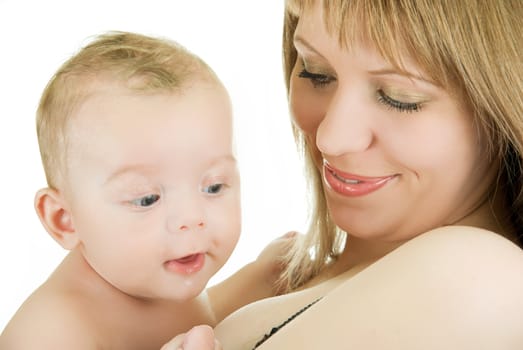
[[164, 253, 205, 275]]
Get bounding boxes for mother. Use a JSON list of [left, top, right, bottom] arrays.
[[167, 0, 523, 348]]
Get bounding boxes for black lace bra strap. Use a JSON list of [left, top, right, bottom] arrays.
[[252, 297, 322, 349]]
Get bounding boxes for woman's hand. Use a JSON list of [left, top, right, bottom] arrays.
[[160, 325, 221, 350]]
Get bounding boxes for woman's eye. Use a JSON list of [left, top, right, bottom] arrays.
[[202, 183, 224, 194], [130, 194, 160, 207], [377, 89, 422, 113], [298, 68, 335, 88]]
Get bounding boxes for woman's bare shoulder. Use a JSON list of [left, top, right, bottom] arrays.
[[261, 226, 523, 349], [400, 223, 521, 255], [404, 225, 522, 253], [394, 225, 522, 297], [396, 225, 523, 283], [369, 226, 523, 327]]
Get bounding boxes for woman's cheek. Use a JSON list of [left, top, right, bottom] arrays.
[[289, 77, 327, 137], [289, 77, 330, 167]]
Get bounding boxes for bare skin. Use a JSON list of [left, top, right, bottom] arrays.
[[160, 1, 523, 348], [213, 226, 523, 349], [1, 249, 214, 349]]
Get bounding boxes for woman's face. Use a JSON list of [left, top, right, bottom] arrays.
[[289, 5, 495, 242]]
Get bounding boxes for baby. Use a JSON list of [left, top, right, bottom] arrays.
[[0, 31, 289, 349]]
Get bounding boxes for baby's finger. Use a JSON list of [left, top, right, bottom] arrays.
[[181, 325, 216, 350], [159, 332, 186, 350]]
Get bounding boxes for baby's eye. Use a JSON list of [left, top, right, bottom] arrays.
[[298, 68, 336, 88], [202, 183, 225, 195], [130, 194, 160, 207]]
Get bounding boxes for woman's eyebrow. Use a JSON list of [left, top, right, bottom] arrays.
[[295, 34, 436, 87], [367, 67, 434, 85], [293, 35, 327, 59]]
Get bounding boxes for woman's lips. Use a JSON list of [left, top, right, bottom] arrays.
[[323, 161, 397, 197], [164, 253, 205, 275]]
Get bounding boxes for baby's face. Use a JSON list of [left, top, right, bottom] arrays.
[[63, 81, 240, 301]]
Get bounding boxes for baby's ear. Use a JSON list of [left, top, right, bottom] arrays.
[[34, 188, 79, 250]]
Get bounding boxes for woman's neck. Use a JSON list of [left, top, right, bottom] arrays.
[[330, 188, 515, 278]]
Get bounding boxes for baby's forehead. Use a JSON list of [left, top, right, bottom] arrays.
[[105, 152, 237, 181], [64, 75, 233, 154], [71, 76, 228, 118], [66, 79, 233, 147]]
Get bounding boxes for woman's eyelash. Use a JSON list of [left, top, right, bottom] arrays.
[[298, 68, 335, 88], [298, 66, 422, 113], [377, 89, 422, 113]]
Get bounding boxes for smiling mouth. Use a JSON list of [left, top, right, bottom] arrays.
[[176, 254, 200, 264], [323, 161, 397, 197], [164, 253, 205, 275], [331, 171, 361, 184]]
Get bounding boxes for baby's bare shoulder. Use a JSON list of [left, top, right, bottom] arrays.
[[0, 287, 99, 349]]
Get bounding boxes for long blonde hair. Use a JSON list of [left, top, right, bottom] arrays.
[[279, 0, 523, 292]]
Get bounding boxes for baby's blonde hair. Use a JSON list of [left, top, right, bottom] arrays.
[[280, 0, 523, 291], [37, 31, 218, 189]]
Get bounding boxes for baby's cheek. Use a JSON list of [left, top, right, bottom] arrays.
[[219, 200, 242, 252]]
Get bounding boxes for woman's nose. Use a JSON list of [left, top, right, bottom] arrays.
[[315, 86, 374, 156]]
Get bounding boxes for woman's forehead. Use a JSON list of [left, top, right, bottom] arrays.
[[289, 0, 448, 89]]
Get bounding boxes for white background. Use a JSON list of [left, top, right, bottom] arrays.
[[0, 1, 308, 331]]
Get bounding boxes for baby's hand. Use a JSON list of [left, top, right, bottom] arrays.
[[160, 325, 221, 350], [255, 231, 301, 295]]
